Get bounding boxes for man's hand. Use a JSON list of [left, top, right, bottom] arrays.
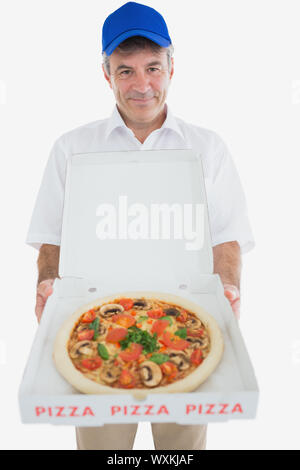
[[223, 283, 240, 320], [35, 244, 60, 323], [35, 279, 55, 323], [213, 241, 241, 320]]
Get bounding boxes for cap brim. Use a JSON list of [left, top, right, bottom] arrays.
[[103, 29, 171, 56]]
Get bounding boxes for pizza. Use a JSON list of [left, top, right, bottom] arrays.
[[53, 291, 224, 396]]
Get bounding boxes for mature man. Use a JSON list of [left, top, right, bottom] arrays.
[[26, 2, 254, 450]]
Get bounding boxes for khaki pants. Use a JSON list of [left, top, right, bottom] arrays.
[[76, 423, 207, 450]]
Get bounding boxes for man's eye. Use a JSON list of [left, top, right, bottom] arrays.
[[148, 68, 159, 72], [120, 70, 131, 76]]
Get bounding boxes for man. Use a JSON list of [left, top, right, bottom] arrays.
[[26, 2, 254, 450]]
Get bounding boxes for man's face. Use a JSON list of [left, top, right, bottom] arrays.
[[103, 47, 174, 124]]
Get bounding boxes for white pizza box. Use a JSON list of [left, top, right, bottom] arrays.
[[19, 149, 259, 425]]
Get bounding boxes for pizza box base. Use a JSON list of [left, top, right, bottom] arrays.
[[19, 274, 259, 426]]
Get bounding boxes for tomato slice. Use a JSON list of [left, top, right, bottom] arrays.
[[118, 298, 134, 311], [151, 319, 170, 336], [160, 331, 190, 350], [81, 309, 96, 323], [161, 361, 178, 376], [106, 327, 128, 343], [111, 314, 136, 328], [77, 329, 95, 341], [190, 349, 203, 365], [119, 343, 143, 362], [81, 357, 102, 370], [177, 310, 188, 323], [147, 308, 165, 319], [160, 361, 178, 381], [187, 328, 204, 337], [118, 369, 136, 388]]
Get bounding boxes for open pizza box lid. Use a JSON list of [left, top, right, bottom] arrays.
[[19, 149, 259, 425], [59, 149, 214, 286]]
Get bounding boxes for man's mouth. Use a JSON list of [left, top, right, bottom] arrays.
[[130, 97, 155, 102]]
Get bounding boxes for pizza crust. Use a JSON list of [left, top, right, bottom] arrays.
[[53, 291, 224, 398]]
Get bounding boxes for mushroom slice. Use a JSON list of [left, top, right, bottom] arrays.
[[100, 303, 124, 318], [168, 352, 190, 370], [186, 316, 202, 330], [77, 324, 91, 333], [186, 336, 209, 349], [100, 360, 122, 384], [139, 361, 162, 387], [69, 340, 96, 359], [163, 307, 181, 317], [77, 322, 106, 339], [133, 299, 148, 310], [97, 322, 107, 339]]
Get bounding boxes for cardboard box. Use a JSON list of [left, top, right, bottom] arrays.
[[19, 149, 259, 425]]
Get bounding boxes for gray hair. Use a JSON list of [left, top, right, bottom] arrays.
[[102, 36, 174, 76]]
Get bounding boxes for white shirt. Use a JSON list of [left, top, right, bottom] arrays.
[[26, 103, 255, 254]]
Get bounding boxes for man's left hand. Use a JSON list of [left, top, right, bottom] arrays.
[[223, 283, 240, 320]]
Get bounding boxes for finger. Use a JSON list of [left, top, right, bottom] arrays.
[[35, 288, 52, 319], [231, 298, 240, 320], [44, 285, 53, 297], [224, 288, 236, 302], [36, 310, 41, 324], [37, 282, 53, 299], [35, 293, 46, 319], [35, 280, 55, 323]]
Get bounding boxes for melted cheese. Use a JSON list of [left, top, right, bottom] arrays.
[[138, 318, 178, 335]]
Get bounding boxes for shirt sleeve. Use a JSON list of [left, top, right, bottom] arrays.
[[207, 137, 255, 255], [25, 137, 67, 250]]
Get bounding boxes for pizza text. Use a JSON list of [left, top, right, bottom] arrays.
[[111, 404, 169, 416], [186, 403, 243, 415], [35, 406, 95, 418]]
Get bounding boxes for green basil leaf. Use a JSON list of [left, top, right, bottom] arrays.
[[97, 343, 109, 360], [149, 353, 170, 364], [120, 326, 160, 354], [89, 317, 100, 340], [175, 327, 187, 339]]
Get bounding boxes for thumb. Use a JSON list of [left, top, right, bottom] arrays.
[[35, 279, 55, 323], [224, 289, 235, 302], [223, 284, 240, 301], [223, 284, 240, 320], [37, 279, 54, 299]]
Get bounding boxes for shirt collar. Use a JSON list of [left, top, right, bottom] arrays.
[[104, 103, 185, 141]]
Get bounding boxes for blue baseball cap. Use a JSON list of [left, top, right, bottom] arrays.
[[102, 2, 172, 56]]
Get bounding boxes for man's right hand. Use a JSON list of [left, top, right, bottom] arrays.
[[35, 279, 55, 323]]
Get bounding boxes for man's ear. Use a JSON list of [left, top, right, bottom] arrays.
[[102, 64, 112, 89], [169, 57, 174, 80]]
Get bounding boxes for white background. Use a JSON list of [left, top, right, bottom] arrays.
[[1, 0, 300, 450]]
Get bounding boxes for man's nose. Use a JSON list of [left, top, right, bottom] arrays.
[[132, 71, 151, 94]]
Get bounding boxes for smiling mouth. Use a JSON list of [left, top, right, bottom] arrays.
[[130, 97, 154, 102]]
